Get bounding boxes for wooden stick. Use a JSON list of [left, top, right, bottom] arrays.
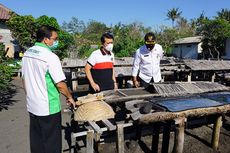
[[86, 130, 94, 153], [151, 122, 161, 153], [211, 115, 223, 150], [161, 121, 172, 153], [173, 118, 186, 153], [117, 124, 125, 153]]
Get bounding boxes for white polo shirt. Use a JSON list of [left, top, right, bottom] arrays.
[[132, 44, 164, 83], [22, 42, 66, 116]]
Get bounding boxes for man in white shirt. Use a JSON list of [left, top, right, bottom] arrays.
[[132, 32, 164, 90], [22, 25, 76, 153]]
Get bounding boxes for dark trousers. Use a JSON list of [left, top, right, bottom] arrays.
[[29, 112, 62, 153], [140, 78, 156, 93]]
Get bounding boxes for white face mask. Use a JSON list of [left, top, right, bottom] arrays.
[[105, 43, 113, 52]]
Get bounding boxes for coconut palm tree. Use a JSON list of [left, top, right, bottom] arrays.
[[166, 8, 182, 27]]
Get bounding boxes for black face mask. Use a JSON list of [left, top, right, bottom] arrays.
[[146, 44, 155, 51]]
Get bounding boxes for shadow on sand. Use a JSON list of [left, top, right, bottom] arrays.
[[0, 83, 17, 111]]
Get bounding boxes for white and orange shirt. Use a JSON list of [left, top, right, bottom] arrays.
[[87, 49, 115, 91]]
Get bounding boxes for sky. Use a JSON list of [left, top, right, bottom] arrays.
[[1, 0, 230, 28]]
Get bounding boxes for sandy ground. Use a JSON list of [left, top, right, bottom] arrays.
[[0, 78, 73, 153], [1, 78, 230, 153]]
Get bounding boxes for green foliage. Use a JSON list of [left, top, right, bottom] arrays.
[[215, 8, 230, 22], [7, 14, 73, 59], [36, 15, 60, 30], [0, 62, 13, 90], [77, 44, 96, 58], [197, 19, 230, 59], [0, 44, 14, 91], [6, 14, 36, 49], [0, 43, 5, 61], [112, 22, 146, 57], [155, 26, 180, 55], [166, 8, 182, 27], [81, 20, 109, 44]]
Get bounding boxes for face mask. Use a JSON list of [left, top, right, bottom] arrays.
[[146, 44, 155, 51], [50, 40, 59, 50], [105, 43, 113, 52]]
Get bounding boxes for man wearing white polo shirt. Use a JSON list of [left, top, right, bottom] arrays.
[[132, 32, 164, 90], [22, 25, 76, 153]]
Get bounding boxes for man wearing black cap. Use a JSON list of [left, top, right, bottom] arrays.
[[132, 32, 164, 90]]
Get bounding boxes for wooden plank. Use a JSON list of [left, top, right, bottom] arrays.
[[139, 105, 230, 124], [125, 100, 147, 112], [211, 115, 223, 150], [117, 124, 125, 153], [86, 130, 94, 153], [117, 90, 128, 97], [72, 122, 133, 138], [131, 111, 144, 120], [102, 119, 116, 131], [88, 121, 102, 134]]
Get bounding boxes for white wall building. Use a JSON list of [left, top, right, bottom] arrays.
[[172, 36, 203, 59]]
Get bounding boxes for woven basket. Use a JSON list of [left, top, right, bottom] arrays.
[[74, 100, 115, 121]]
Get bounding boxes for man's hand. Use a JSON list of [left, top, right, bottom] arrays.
[[91, 82, 100, 92], [66, 97, 76, 110], [133, 80, 140, 88], [114, 82, 118, 91]]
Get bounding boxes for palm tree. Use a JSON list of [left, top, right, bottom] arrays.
[[166, 8, 182, 27], [216, 8, 230, 21]]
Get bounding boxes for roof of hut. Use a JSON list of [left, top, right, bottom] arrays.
[[0, 4, 11, 20], [183, 59, 230, 71], [173, 36, 202, 45]]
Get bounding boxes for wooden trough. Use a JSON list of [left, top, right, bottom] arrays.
[[123, 85, 230, 153], [68, 81, 230, 153]]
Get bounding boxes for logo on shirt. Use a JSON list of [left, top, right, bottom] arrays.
[[28, 49, 40, 54], [111, 57, 113, 61]]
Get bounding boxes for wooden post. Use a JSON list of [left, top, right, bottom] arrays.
[[161, 121, 172, 153], [173, 118, 186, 153], [86, 130, 94, 153], [117, 124, 125, 153], [211, 73, 216, 82], [211, 115, 222, 150], [187, 72, 192, 82], [151, 122, 161, 153], [70, 133, 75, 153], [71, 69, 78, 92]]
